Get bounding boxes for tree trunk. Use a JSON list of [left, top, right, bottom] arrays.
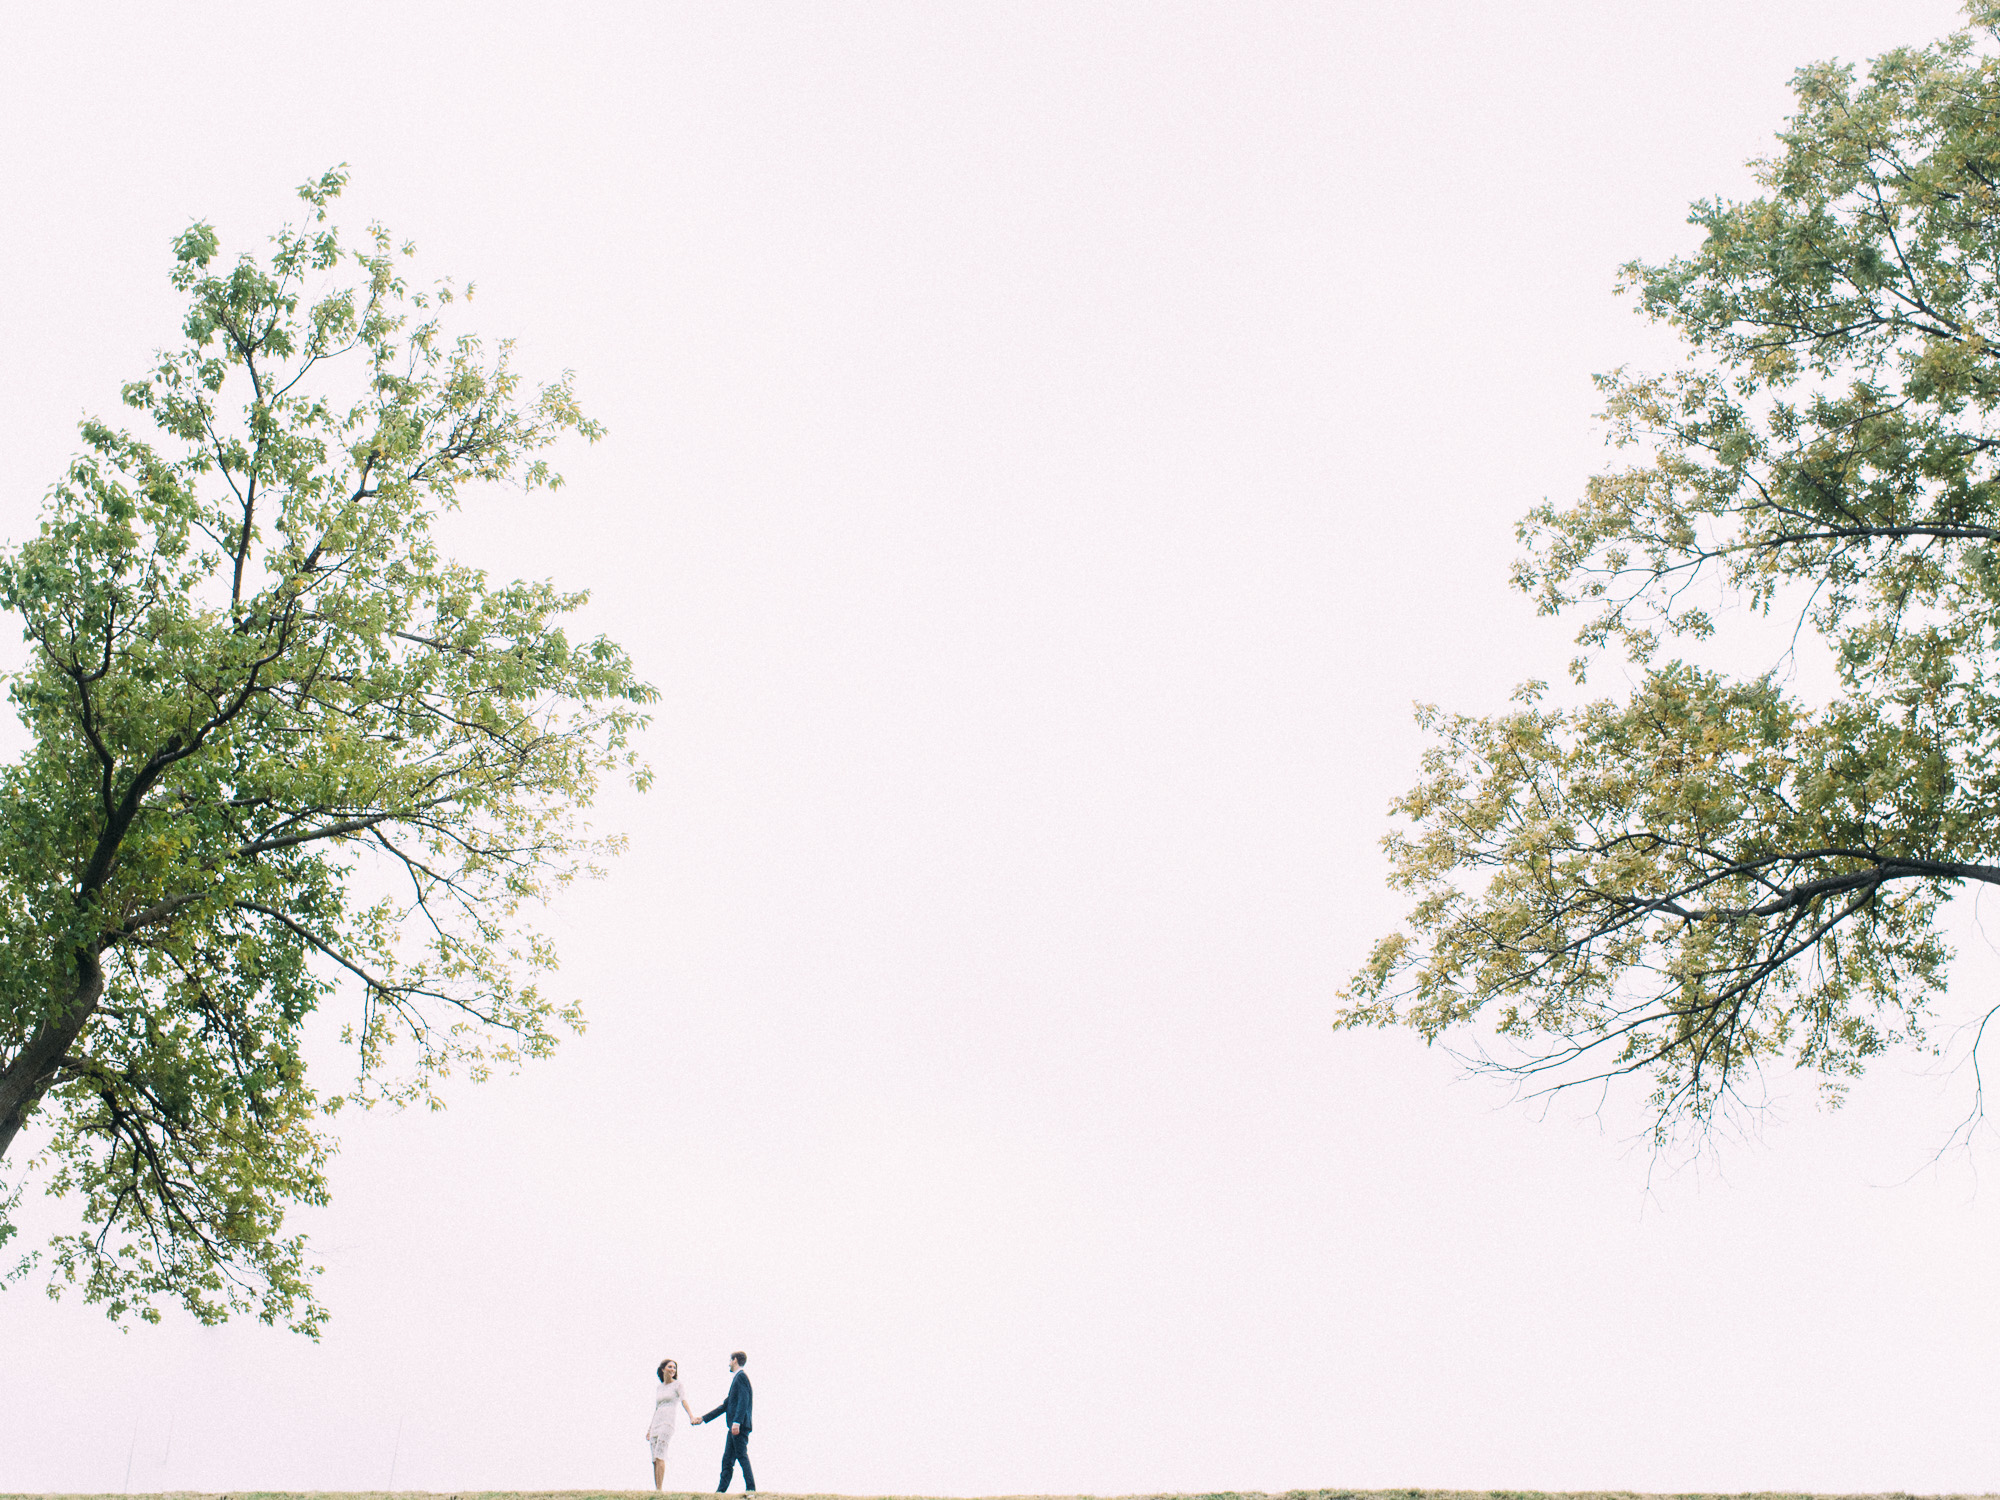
[[0, 953, 104, 1163]]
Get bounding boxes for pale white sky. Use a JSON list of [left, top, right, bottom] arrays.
[[0, 1, 1992, 1495]]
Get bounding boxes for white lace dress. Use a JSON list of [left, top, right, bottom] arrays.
[[647, 1377, 687, 1460]]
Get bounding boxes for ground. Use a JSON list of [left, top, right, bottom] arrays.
[[8, 1490, 1994, 1500]]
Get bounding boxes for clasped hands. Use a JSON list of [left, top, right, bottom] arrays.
[[688, 1417, 741, 1434]]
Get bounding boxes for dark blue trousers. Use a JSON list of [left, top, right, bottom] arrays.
[[718, 1429, 754, 1492]]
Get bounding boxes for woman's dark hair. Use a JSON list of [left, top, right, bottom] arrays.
[[657, 1358, 677, 1381]]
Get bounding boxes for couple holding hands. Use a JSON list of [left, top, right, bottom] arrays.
[[648, 1350, 755, 1492]]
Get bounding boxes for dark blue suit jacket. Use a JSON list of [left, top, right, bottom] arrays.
[[703, 1369, 753, 1434]]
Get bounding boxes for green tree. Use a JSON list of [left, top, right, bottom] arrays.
[[0, 169, 651, 1333], [1340, 6, 2000, 1144]]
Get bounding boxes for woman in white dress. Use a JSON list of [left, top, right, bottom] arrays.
[[646, 1358, 697, 1490]]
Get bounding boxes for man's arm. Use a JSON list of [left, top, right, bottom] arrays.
[[701, 1400, 728, 1424]]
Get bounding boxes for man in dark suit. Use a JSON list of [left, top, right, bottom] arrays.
[[695, 1350, 754, 1492]]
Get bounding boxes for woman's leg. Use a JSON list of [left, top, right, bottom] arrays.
[[654, 1456, 666, 1491]]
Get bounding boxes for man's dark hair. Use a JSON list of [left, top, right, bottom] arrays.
[[732, 1350, 747, 1366]]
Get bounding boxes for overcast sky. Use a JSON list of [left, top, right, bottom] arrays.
[[1, 1, 1994, 1495]]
